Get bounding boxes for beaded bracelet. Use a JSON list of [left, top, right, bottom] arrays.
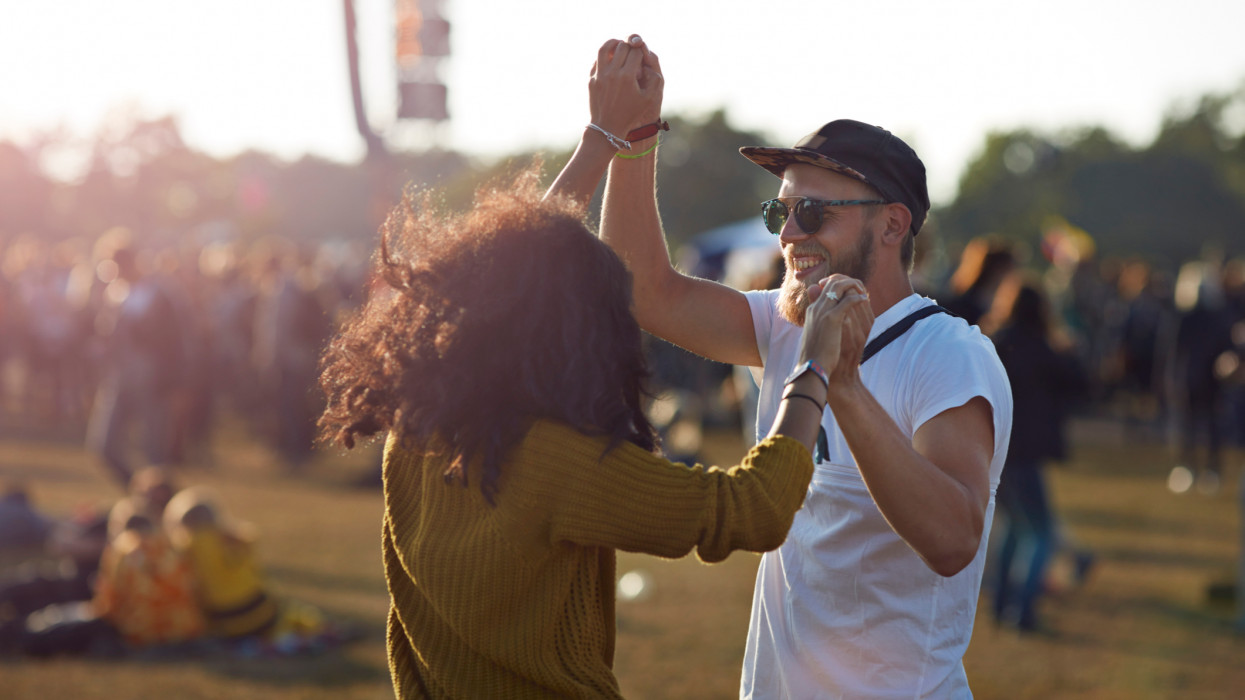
[[615, 137, 659, 159]]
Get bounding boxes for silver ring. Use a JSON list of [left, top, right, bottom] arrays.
[[825, 288, 839, 302]]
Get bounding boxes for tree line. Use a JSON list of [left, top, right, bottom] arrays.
[[3, 83, 1244, 269]]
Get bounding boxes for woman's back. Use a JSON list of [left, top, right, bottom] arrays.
[[383, 420, 812, 698]]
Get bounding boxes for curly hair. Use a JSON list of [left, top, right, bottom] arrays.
[[317, 165, 658, 502]]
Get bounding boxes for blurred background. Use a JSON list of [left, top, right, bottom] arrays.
[[1, 1, 1244, 698]]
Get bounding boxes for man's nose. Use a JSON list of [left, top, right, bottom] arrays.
[[778, 217, 812, 245]]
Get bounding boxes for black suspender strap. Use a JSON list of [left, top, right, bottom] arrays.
[[816, 426, 831, 464], [859, 305, 951, 365], [815, 304, 952, 462]]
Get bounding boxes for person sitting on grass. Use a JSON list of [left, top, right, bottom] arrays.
[[163, 487, 330, 653], [0, 480, 54, 561], [92, 504, 205, 649], [314, 37, 865, 696], [4, 501, 203, 658]]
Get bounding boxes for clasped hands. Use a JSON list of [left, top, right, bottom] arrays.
[[796, 275, 874, 398], [589, 35, 663, 148]]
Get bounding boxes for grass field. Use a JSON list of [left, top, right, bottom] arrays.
[[1, 416, 1242, 699]]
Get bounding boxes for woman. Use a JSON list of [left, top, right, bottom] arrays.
[[983, 271, 1087, 632]]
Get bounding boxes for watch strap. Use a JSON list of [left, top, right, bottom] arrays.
[[785, 359, 829, 389]]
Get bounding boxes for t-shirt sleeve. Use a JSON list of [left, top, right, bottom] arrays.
[[744, 289, 777, 366], [906, 328, 1010, 438], [744, 289, 779, 387]]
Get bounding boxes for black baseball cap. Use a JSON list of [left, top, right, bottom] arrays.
[[740, 120, 930, 236]]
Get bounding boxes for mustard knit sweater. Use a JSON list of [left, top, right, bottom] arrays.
[[382, 419, 813, 699]]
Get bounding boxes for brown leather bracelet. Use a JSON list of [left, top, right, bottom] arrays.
[[626, 120, 670, 142]]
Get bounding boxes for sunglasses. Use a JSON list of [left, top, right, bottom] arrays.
[[761, 196, 889, 235]]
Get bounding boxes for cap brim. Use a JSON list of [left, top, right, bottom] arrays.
[[739, 147, 871, 185]]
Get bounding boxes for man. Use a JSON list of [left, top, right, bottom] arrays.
[[86, 243, 187, 488], [572, 39, 1013, 698]]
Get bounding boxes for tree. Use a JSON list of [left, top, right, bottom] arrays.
[[937, 84, 1245, 268], [654, 109, 776, 252]]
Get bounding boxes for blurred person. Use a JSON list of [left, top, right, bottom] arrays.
[[1116, 261, 1176, 436], [85, 241, 189, 487], [163, 487, 279, 640], [1165, 262, 1235, 494], [163, 487, 330, 651], [584, 38, 1013, 698], [0, 512, 106, 630], [0, 480, 54, 558], [253, 243, 332, 470], [91, 506, 204, 650], [158, 248, 215, 467], [982, 272, 1089, 632], [1052, 257, 1118, 405], [5, 504, 202, 658], [107, 465, 178, 541], [314, 36, 860, 698], [201, 244, 261, 417], [941, 235, 1017, 326], [1220, 258, 1245, 447], [0, 467, 178, 632], [13, 239, 91, 421]]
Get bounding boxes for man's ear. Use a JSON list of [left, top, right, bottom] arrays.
[[880, 203, 912, 246]]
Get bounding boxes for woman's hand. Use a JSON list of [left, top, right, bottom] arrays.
[[796, 275, 874, 399]]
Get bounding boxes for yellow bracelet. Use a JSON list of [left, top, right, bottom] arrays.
[[615, 136, 659, 159]]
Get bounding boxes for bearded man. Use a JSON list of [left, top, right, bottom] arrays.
[[586, 68, 1015, 696]]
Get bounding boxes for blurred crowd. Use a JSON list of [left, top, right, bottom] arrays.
[[933, 236, 1245, 490], [1, 223, 1243, 645], [0, 228, 371, 485], [1, 224, 1242, 485]]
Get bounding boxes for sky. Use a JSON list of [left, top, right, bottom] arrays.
[[4, 0, 1245, 205]]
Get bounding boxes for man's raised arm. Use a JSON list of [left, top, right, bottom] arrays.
[[596, 45, 761, 368], [544, 36, 658, 208]]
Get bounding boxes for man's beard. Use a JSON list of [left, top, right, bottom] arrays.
[[777, 229, 875, 326]]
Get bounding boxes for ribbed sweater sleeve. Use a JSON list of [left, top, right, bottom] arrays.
[[512, 422, 814, 563]]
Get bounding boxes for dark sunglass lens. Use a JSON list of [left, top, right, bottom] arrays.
[[762, 200, 788, 234], [793, 199, 823, 234]]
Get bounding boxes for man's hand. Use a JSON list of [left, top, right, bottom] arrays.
[[543, 35, 663, 205], [589, 35, 664, 141], [805, 275, 873, 390]]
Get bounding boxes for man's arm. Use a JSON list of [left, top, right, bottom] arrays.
[[831, 387, 996, 578], [544, 36, 661, 207], [598, 61, 761, 368], [817, 274, 996, 577]]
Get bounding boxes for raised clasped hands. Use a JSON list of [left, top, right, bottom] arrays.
[[589, 35, 664, 141], [797, 275, 874, 398]]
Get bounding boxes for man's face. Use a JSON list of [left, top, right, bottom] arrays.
[[775, 164, 879, 325]]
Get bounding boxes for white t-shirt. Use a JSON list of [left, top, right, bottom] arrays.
[[739, 291, 1013, 700]]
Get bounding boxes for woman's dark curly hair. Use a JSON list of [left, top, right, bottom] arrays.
[[317, 165, 658, 501]]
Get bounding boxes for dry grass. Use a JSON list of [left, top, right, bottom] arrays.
[[2, 417, 1243, 699]]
